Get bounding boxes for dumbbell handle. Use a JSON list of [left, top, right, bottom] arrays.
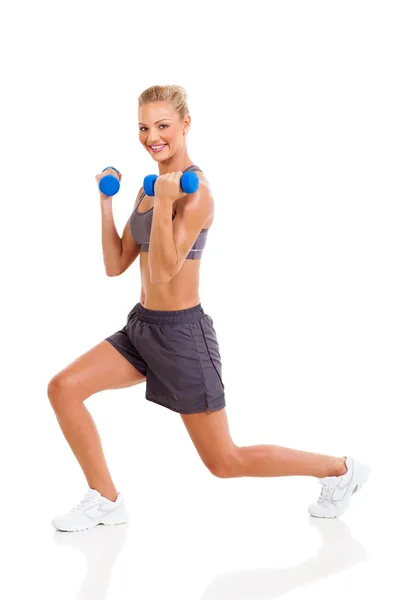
[[143, 171, 199, 197]]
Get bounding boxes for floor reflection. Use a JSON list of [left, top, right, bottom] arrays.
[[52, 523, 128, 600], [202, 517, 368, 599]]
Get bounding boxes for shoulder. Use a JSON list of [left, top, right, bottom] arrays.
[[193, 170, 213, 211], [181, 169, 213, 205], [194, 170, 214, 228], [175, 169, 214, 222], [192, 169, 209, 188], [197, 171, 211, 192]]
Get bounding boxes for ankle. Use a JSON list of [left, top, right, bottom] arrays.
[[89, 484, 118, 502], [335, 457, 348, 477], [102, 491, 118, 502], [323, 457, 347, 478]]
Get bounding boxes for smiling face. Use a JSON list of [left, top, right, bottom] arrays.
[[138, 101, 190, 161]]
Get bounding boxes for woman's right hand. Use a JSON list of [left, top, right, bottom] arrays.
[[95, 168, 122, 200]]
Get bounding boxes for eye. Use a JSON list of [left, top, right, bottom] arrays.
[[139, 124, 169, 132]]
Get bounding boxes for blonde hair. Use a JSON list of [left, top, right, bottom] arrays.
[[138, 85, 189, 120]]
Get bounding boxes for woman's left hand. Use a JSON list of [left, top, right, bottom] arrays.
[[154, 172, 186, 204]]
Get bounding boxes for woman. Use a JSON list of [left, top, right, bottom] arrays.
[[49, 85, 370, 532]]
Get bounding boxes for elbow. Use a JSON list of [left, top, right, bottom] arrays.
[[105, 265, 122, 277]]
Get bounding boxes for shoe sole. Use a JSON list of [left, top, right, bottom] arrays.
[[53, 520, 128, 533], [52, 505, 129, 532]]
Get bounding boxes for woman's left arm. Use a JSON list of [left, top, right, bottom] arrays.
[[149, 178, 213, 284]]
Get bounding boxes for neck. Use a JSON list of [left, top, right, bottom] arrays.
[[158, 147, 193, 175]]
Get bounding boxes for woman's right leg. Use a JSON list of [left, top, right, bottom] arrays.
[[47, 340, 146, 501]]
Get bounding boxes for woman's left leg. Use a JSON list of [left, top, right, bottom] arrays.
[[180, 408, 347, 479]]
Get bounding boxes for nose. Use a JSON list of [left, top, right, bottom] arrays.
[[147, 128, 163, 144]]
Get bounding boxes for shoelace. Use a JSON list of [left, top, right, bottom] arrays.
[[69, 495, 95, 513], [318, 481, 333, 504]]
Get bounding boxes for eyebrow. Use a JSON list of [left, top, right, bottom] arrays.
[[138, 119, 172, 126]]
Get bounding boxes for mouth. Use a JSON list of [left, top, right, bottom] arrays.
[[148, 144, 167, 153]]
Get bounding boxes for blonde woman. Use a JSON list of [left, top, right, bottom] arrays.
[[49, 85, 371, 532]]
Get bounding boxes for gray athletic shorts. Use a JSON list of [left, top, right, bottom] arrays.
[[105, 302, 225, 414]]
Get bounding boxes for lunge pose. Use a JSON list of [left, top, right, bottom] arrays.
[[49, 85, 370, 532]]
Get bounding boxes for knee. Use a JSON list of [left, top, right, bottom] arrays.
[[206, 448, 241, 479], [47, 373, 78, 410]]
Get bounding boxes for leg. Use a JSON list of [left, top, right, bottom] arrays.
[[181, 408, 347, 479], [48, 341, 146, 500]]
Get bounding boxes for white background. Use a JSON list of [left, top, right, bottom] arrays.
[[1, 1, 399, 598]]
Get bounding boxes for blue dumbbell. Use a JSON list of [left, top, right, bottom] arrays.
[[143, 171, 199, 197], [99, 166, 121, 196]]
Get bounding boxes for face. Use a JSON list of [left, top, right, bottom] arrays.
[[138, 101, 190, 161]]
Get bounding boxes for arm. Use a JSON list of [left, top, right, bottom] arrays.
[[101, 189, 142, 277], [148, 178, 213, 284]]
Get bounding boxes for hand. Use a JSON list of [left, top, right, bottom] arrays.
[[153, 171, 186, 204], [95, 168, 122, 200]]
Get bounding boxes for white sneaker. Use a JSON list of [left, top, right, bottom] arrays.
[[52, 488, 129, 532], [308, 456, 371, 518]]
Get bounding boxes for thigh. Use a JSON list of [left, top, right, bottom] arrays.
[[48, 340, 146, 402], [180, 408, 237, 468]]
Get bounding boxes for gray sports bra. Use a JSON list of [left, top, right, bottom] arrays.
[[129, 164, 208, 260]]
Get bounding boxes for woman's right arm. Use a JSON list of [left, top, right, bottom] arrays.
[[100, 187, 143, 277]]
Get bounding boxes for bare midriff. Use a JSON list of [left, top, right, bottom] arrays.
[[139, 253, 202, 310]]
